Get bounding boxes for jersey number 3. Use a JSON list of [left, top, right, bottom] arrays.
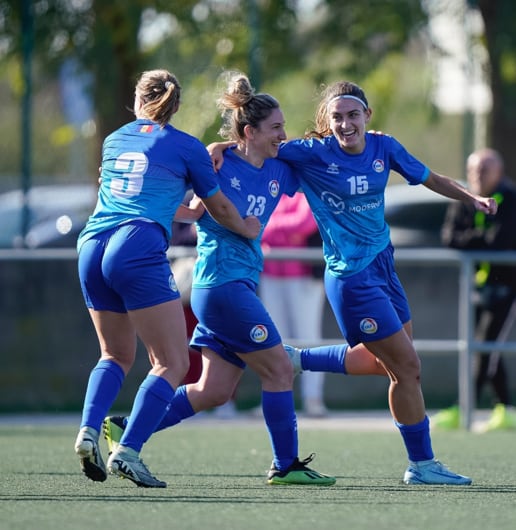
[[112, 152, 149, 198]]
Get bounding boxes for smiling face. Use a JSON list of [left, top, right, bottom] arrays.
[[327, 98, 371, 154], [244, 107, 287, 164]]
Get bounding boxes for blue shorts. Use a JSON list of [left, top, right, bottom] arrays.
[[190, 279, 282, 369], [78, 220, 180, 312], [325, 244, 411, 347]]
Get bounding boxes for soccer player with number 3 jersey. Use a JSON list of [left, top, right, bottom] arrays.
[[74, 69, 260, 488]]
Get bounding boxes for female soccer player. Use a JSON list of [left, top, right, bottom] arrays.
[[103, 72, 336, 486], [209, 80, 498, 485], [74, 69, 260, 488]]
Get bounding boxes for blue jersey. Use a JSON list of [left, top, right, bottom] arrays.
[[77, 119, 220, 251], [278, 133, 430, 277], [193, 148, 299, 287]]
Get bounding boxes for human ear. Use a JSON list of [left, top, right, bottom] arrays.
[[243, 124, 255, 140]]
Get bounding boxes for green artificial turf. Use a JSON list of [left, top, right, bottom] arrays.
[[0, 419, 515, 530]]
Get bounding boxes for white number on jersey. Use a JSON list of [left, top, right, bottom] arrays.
[[347, 175, 369, 195], [246, 194, 266, 216], [112, 152, 148, 198]]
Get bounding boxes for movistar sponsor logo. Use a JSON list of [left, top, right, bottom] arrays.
[[321, 191, 345, 213]]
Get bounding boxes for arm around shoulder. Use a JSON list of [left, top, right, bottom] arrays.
[[206, 141, 236, 172]]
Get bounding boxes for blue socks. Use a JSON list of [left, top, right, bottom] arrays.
[[155, 385, 195, 432], [300, 344, 348, 374], [396, 415, 434, 462], [120, 374, 175, 453], [80, 359, 125, 432], [262, 390, 298, 470]]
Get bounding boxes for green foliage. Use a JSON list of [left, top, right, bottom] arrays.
[[301, 0, 426, 82], [3, 0, 513, 179], [0, 0, 425, 141]]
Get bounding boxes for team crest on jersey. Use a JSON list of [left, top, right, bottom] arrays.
[[326, 163, 339, 175], [169, 274, 178, 292], [268, 180, 280, 197], [372, 159, 384, 172], [360, 318, 378, 334], [321, 190, 345, 214], [250, 324, 268, 343], [230, 176, 241, 190]]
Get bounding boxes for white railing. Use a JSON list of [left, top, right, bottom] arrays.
[[2, 245, 515, 430], [254, 246, 516, 430], [394, 248, 516, 429]]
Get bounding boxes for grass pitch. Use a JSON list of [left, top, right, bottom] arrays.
[[0, 415, 515, 530]]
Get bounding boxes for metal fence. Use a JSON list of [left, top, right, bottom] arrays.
[[1, 246, 515, 429], [255, 247, 516, 430]]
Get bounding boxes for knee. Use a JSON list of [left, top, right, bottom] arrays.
[[209, 392, 232, 408], [260, 361, 294, 388], [102, 352, 135, 374], [388, 355, 421, 382]]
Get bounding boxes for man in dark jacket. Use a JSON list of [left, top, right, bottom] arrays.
[[435, 148, 516, 431]]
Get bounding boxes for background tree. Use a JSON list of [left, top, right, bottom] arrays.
[[295, 0, 427, 129], [2, 0, 515, 180], [1, 0, 299, 144], [476, 0, 516, 178]]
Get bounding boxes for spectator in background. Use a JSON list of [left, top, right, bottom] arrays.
[[260, 192, 328, 417], [436, 147, 516, 431]]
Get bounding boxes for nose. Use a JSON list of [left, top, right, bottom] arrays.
[[340, 117, 350, 129]]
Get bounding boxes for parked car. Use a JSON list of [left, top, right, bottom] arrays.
[[0, 183, 97, 248], [0, 181, 454, 249], [384, 183, 454, 247]]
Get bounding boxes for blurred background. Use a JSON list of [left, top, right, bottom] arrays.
[[1, 0, 515, 413]]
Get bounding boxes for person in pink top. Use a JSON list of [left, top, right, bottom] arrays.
[[260, 192, 328, 416]]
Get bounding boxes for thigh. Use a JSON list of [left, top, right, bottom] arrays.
[[325, 259, 408, 347], [88, 308, 137, 370], [363, 327, 420, 376], [186, 348, 244, 410], [195, 349, 243, 392], [129, 298, 189, 364], [237, 343, 294, 391]]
